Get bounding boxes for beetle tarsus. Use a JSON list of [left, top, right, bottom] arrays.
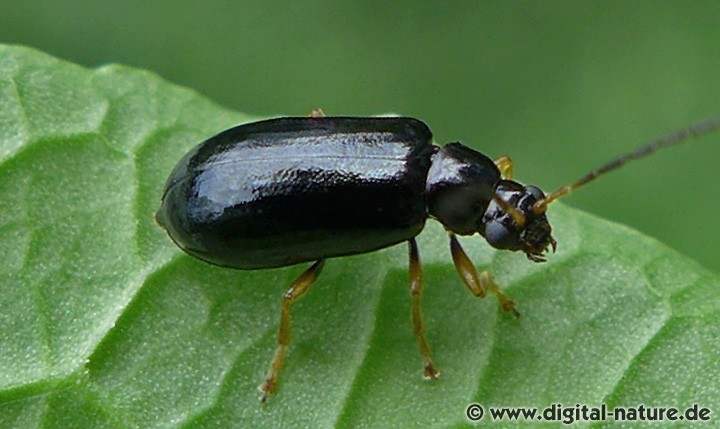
[[423, 361, 440, 380], [259, 376, 276, 404], [449, 233, 520, 318], [479, 270, 520, 318]]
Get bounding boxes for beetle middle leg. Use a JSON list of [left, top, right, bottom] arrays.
[[260, 259, 325, 403], [408, 238, 440, 379], [449, 233, 520, 318], [494, 155, 513, 179]]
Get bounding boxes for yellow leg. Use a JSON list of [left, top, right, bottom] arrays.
[[408, 238, 440, 379], [494, 155, 513, 179], [308, 108, 326, 117], [259, 260, 325, 403], [449, 234, 520, 318]]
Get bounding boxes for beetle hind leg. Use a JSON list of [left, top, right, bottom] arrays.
[[449, 234, 520, 318], [408, 238, 440, 379], [259, 259, 325, 403], [307, 108, 326, 117]]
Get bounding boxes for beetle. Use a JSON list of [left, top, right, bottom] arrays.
[[155, 109, 720, 402]]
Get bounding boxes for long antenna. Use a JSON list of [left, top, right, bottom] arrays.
[[533, 116, 720, 214]]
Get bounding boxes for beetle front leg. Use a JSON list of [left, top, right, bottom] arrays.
[[260, 259, 325, 403], [449, 234, 520, 318], [494, 155, 513, 179], [408, 238, 440, 380]]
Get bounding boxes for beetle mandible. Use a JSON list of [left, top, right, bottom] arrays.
[[155, 109, 720, 402]]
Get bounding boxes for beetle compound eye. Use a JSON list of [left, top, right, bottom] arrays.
[[524, 185, 545, 201], [484, 220, 518, 251]]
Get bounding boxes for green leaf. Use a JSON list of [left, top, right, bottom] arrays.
[[1, 45, 718, 428]]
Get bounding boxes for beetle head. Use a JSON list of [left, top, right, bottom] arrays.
[[480, 180, 557, 262]]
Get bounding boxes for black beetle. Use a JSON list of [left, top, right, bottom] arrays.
[[156, 110, 720, 402]]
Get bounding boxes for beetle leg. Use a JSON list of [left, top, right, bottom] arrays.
[[494, 155, 513, 179], [260, 259, 325, 403], [307, 108, 326, 117], [408, 238, 440, 380], [449, 234, 520, 318]]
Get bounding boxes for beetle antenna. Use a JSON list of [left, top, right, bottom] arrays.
[[533, 116, 720, 214], [493, 193, 526, 228]]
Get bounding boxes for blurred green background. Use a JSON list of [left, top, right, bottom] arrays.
[[3, 1, 719, 272]]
